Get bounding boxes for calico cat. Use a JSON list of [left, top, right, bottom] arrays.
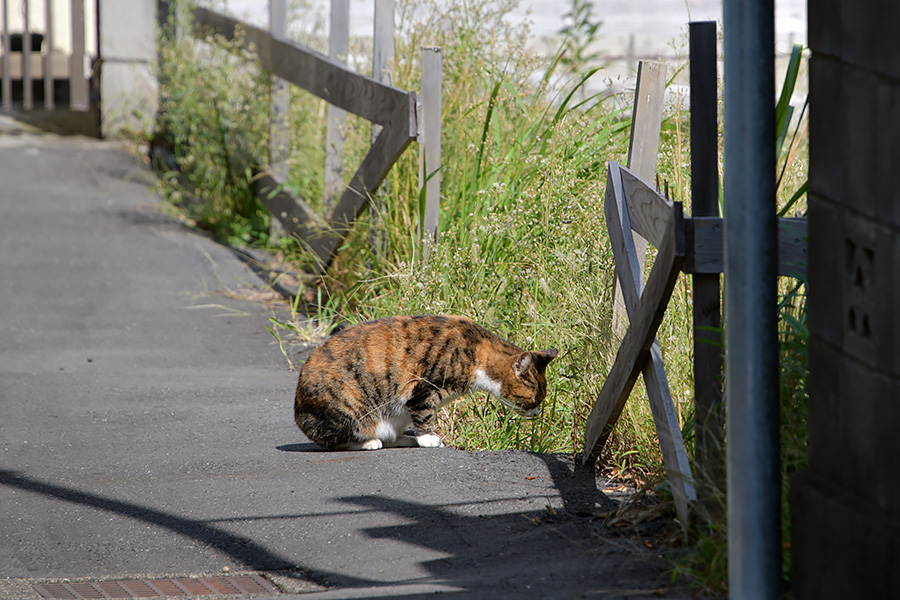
[[294, 315, 558, 450]]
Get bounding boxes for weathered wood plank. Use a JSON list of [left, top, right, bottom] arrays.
[[626, 62, 668, 181], [193, 7, 410, 127], [305, 94, 418, 272], [268, 0, 290, 184], [324, 0, 349, 210], [690, 216, 724, 274], [250, 166, 325, 240], [373, 0, 395, 86], [633, 203, 695, 526], [636, 201, 696, 524], [582, 202, 684, 464], [778, 217, 808, 280], [689, 216, 808, 279], [368, 0, 396, 254], [612, 61, 668, 337], [604, 162, 644, 313], [619, 164, 673, 249], [420, 47, 443, 252], [642, 339, 695, 523], [597, 159, 696, 525]]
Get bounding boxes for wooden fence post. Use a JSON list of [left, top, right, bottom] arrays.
[[268, 0, 290, 239], [689, 21, 725, 494], [419, 47, 442, 257], [268, 0, 289, 180], [611, 62, 667, 337], [373, 0, 394, 88], [324, 0, 350, 212], [369, 0, 394, 257]]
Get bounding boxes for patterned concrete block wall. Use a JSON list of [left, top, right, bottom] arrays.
[[793, 1, 900, 597]]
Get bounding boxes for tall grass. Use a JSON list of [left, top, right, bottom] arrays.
[[155, 21, 273, 245], [154, 1, 809, 594]]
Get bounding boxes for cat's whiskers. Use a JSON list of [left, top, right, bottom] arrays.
[[498, 396, 533, 417]]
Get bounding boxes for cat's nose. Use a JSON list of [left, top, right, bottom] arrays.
[[526, 406, 541, 417]]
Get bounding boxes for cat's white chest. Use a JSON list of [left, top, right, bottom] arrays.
[[473, 369, 502, 397], [375, 408, 412, 442]]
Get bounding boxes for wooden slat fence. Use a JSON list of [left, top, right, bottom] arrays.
[[582, 160, 696, 527], [582, 34, 808, 528], [0, 0, 90, 111], [192, 4, 440, 275]]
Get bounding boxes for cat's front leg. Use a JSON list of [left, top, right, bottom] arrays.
[[408, 390, 444, 448]]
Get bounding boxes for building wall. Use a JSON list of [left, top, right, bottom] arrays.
[[793, 0, 900, 597], [98, 0, 157, 136]]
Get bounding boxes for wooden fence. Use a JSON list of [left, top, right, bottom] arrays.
[[582, 23, 808, 527], [192, 2, 441, 276], [0, 0, 90, 111]]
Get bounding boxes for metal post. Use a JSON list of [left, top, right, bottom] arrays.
[[689, 21, 724, 494], [723, 1, 781, 599]]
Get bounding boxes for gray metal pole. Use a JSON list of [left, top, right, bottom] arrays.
[[723, 0, 782, 598]]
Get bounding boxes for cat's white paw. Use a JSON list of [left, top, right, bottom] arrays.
[[360, 439, 384, 450], [416, 434, 443, 448]]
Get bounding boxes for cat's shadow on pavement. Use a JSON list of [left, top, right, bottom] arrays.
[[276, 442, 326, 452]]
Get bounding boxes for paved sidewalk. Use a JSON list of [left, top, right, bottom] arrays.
[[0, 126, 695, 599]]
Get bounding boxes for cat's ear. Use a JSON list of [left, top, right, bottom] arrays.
[[514, 352, 532, 377], [533, 348, 559, 371], [515, 349, 558, 376]]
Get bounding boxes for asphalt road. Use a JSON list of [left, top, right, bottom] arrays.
[[0, 124, 697, 599]]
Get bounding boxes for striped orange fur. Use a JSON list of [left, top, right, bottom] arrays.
[[294, 315, 558, 450]]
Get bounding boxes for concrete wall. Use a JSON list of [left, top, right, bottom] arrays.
[[792, 0, 900, 597], [98, 0, 158, 136]]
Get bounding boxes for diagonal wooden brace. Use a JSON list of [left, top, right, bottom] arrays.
[[193, 7, 418, 276], [582, 163, 696, 525], [304, 96, 418, 273]]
